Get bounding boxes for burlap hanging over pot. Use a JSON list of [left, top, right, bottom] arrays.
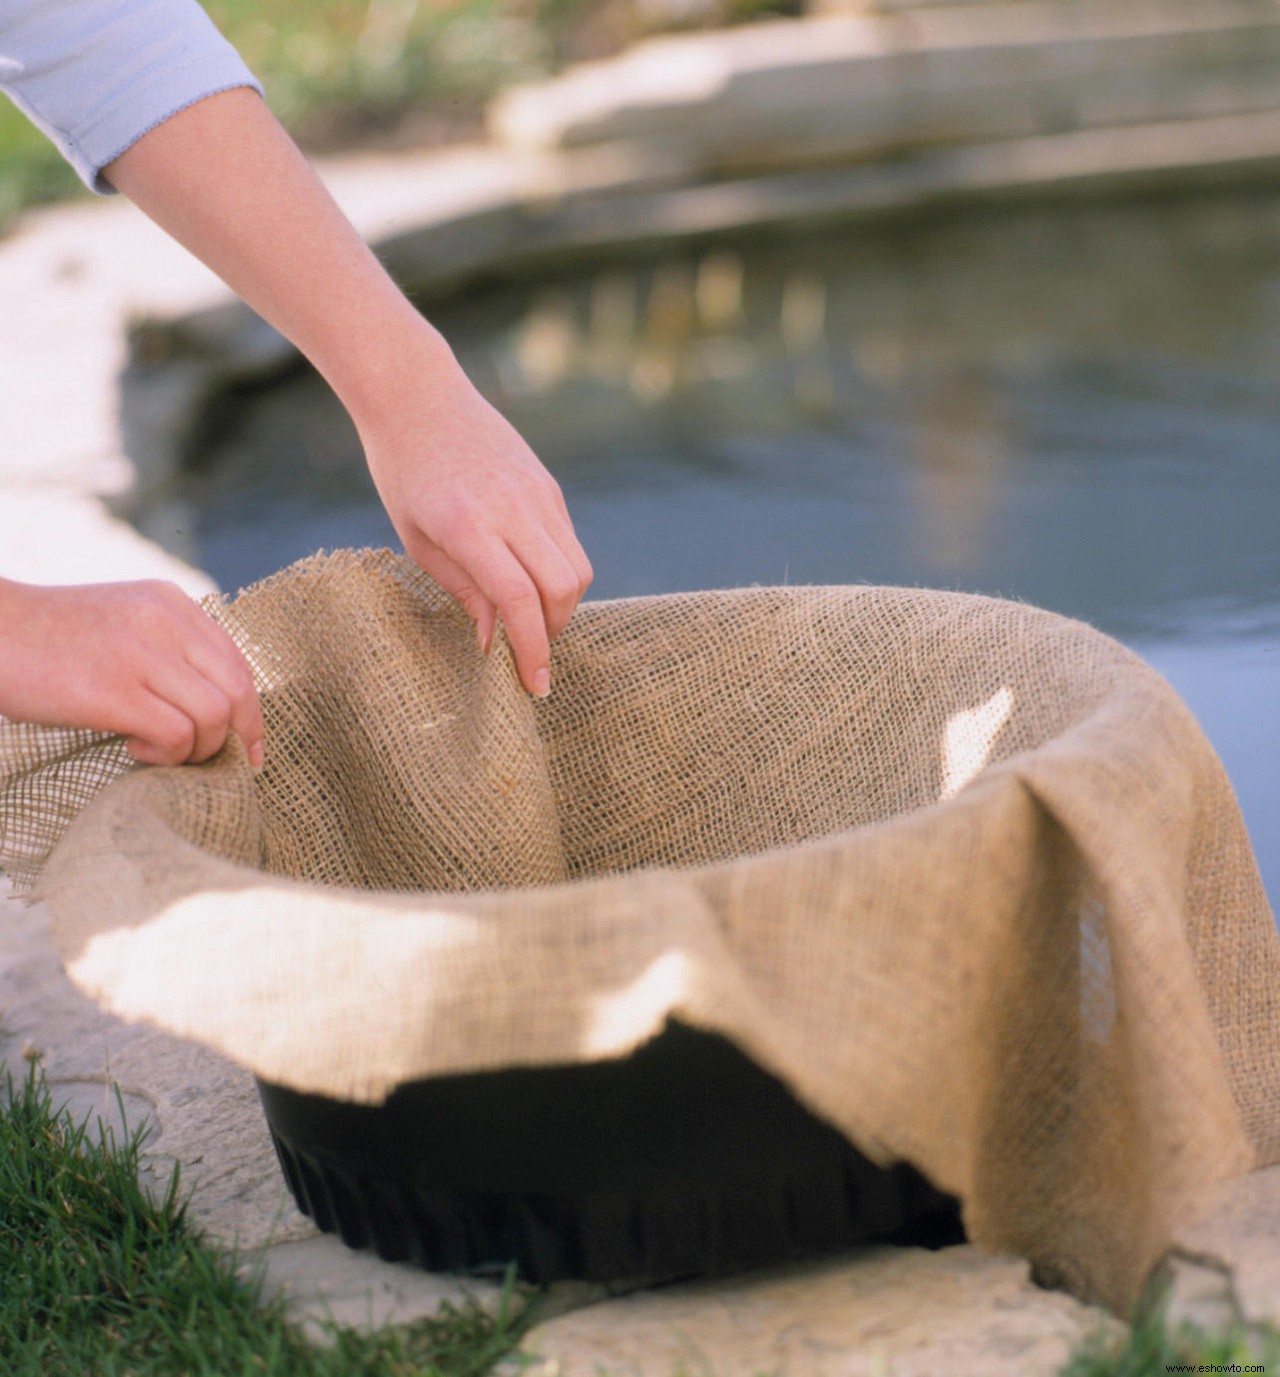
[[3, 548, 1279, 1311]]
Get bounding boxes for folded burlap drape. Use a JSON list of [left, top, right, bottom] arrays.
[[3, 548, 1278, 1311]]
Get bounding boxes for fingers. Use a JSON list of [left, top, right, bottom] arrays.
[[519, 528, 590, 644], [129, 588, 264, 767], [418, 537, 552, 696], [183, 622, 266, 767], [128, 662, 238, 766], [409, 523, 592, 697], [534, 500, 594, 641], [494, 517, 592, 685], [490, 549, 554, 697], [124, 690, 203, 767], [409, 544, 499, 656]]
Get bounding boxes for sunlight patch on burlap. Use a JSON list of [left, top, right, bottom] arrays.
[[940, 685, 1015, 800]]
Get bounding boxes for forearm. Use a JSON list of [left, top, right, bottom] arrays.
[[103, 87, 458, 428], [103, 86, 591, 697]]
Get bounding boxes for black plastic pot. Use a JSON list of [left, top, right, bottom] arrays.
[[257, 1022, 962, 1284]]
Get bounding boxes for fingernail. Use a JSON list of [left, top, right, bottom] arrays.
[[477, 623, 492, 656], [249, 739, 265, 771], [533, 668, 551, 699]]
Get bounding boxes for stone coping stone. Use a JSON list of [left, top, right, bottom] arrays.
[[490, 2, 1280, 166], [0, 487, 215, 595]]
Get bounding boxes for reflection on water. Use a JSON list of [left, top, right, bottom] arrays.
[[181, 190, 1280, 904]]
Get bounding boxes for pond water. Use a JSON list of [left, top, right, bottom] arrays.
[[176, 190, 1280, 907]]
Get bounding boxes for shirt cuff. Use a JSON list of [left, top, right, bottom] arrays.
[[76, 59, 264, 193]]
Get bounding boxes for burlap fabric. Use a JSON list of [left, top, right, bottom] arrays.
[[3, 548, 1279, 1311]]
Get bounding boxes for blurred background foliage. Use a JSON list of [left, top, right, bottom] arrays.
[[0, 0, 802, 227]]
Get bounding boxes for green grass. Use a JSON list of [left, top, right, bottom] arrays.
[[1061, 1288, 1280, 1377], [0, 1061, 534, 1375], [0, 0, 800, 225]]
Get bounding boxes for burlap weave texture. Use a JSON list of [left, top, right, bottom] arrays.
[[3, 547, 1278, 1311]]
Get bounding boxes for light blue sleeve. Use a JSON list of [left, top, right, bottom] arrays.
[[0, 0, 263, 194]]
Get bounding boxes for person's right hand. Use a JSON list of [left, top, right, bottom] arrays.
[[0, 578, 264, 768]]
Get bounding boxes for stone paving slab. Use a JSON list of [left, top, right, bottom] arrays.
[[248, 1237, 510, 1341], [509, 1245, 1120, 1377], [0, 881, 307, 1249], [1164, 1165, 1280, 1333]]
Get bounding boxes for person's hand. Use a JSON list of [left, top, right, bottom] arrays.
[[359, 346, 593, 697], [0, 578, 264, 767]]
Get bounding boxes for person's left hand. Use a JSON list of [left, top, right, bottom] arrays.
[[359, 347, 593, 698]]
